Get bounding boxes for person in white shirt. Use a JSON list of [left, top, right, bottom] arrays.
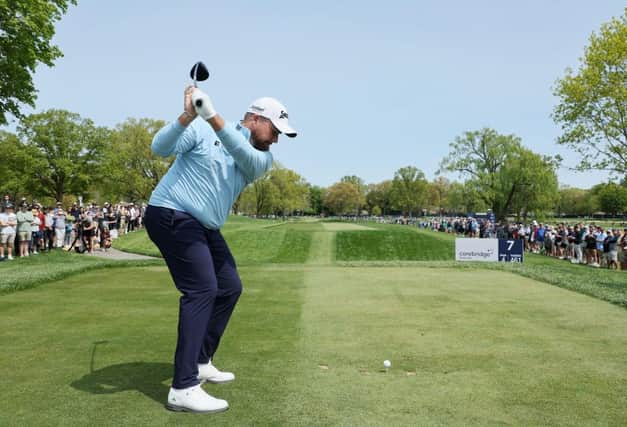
[[30, 206, 41, 254], [0, 203, 17, 260]]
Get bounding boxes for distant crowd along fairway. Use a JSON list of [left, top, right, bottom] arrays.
[[1, 217, 626, 426]]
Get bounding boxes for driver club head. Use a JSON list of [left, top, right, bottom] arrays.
[[190, 61, 209, 87]]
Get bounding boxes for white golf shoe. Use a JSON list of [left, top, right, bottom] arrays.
[[166, 384, 229, 413], [198, 360, 235, 384]]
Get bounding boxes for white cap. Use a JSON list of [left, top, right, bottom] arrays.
[[247, 97, 297, 138]]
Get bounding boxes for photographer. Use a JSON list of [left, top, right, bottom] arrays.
[[81, 211, 96, 254]]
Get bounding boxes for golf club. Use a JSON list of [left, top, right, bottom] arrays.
[[190, 62, 210, 109]]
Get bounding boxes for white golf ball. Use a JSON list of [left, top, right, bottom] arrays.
[[383, 360, 391, 368]]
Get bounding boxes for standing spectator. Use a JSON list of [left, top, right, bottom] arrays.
[[119, 204, 128, 234], [566, 226, 576, 261], [585, 227, 597, 266], [595, 227, 607, 267], [536, 223, 545, 254], [44, 207, 55, 251], [36, 205, 46, 252], [573, 224, 585, 264], [64, 214, 73, 248], [129, 203, 138, 232], [554, 225, 563, 258], [0, 203, 17, 260], [30, 206, 41, 254], [16, 201, 34, 258], [604, 229, 619, 270], [104, 203, 118, 239], [545, 226, 555, 257], [70, 203, 80, 221], [95, 208, 106, 251], [53, 208, 67, 249]]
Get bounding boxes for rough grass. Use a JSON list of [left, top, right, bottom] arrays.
[[409, 227, 627, 308], [0, 250, 160, 294]]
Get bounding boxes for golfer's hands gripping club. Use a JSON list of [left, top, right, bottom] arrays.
[[192, 88, 217, 120], [183, 86, 197, 120]]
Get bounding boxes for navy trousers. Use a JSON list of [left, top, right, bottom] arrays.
[[144, 205, 242, 389]]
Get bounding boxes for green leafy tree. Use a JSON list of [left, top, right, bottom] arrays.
[[427, 176, 452, 214], [340, 175, 366, 193], [389, 166, 428, 216], [340, 175, 366, 212], [500, 148, 559, 220], [0, 130, 38, 199], [17, 109, 108, 202], [269, 167, 309, 215], [99, 118, 170, 203], [439, 128, 559, 220], [238, 174, 279, 216], [444, 181, 488, 215], [557, 187, 598, 216], [366, 181, 392, 215], [552, 8, 627, 175], [308, 185, 324, 215], [596, 182, 627, 215], [444, 181, 466, 214], [0, 0, 77, 124], [324, 181, 364, 215]]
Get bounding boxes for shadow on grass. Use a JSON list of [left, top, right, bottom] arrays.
[[71, 361, 172, 405]]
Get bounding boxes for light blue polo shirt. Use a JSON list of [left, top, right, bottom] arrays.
[[149, 118, 273, 229]]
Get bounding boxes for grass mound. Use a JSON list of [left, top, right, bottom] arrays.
[[336, 228, 453, 261]]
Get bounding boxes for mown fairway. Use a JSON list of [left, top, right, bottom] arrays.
[[1, 218, 627, 426]]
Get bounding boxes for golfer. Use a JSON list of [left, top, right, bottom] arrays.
[[144, 85, 296, 413]]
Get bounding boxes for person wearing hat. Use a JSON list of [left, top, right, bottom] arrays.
[[30, 205, 42, 255], [53, 207, 67, 249], [0, 203, 17, 260], [16, 201, 34, 258], [604, 229, 619, 269], [144, 85, 297, 413]]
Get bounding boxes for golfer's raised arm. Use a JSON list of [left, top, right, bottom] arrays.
[[151, 122, 198, 157], [215, 123, 273, 181], [151, 86, 200, 156], [192, 89, 273, 181]]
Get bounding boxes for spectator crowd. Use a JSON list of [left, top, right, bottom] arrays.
[[426, 216, 627, 270], [0, 195, 146, 261]]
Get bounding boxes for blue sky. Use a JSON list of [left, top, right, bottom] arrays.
[[16, 1, 626, 189]]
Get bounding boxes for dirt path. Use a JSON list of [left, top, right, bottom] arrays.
[[85, 248, 158, 261]]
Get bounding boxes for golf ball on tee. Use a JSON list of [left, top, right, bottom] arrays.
[[383, 360, 391, 368]]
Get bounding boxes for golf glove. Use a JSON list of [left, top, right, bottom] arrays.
[[192, 89, 217, 120]]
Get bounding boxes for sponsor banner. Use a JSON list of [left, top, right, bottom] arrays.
[[455, 238, 524, 262], [455, 238, 498, 262]]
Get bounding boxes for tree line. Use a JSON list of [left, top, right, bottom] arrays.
[[2, 112, 625, 220]]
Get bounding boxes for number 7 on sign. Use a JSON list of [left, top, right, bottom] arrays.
[[507, 240, 514, 251]]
